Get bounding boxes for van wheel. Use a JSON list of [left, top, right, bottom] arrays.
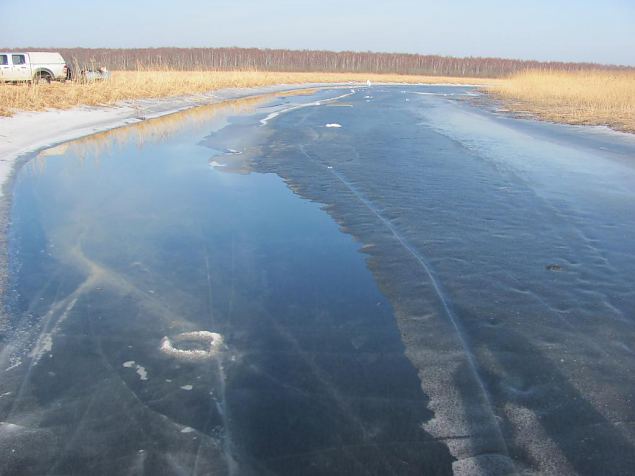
[[34, 72, 52, 84]]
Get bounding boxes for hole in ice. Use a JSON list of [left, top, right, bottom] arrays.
[[160, 331, 224, 362], [177, 341, 209, 352]]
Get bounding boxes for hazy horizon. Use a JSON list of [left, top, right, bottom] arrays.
[[1, 0, 634, 66]]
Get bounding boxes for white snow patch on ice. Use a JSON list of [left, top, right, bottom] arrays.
[[0, 422, 23, 432], [28, 295, 81, 366], [5, 358, 22, 372], [325, 123, 342, 128], [122, 360, 148, 381], [180, 385, 193, 391], [136, 365, 148, 381], [29, 334, 53, 363]]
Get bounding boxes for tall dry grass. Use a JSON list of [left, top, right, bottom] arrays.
[[489, 70, 635, 133], [0, 70, 492, 117], [8, 69, 629, 133]]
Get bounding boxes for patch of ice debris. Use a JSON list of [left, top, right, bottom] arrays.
[[325, 123, 342, 128], [136, 366, 148, 381], [122, 360, 149, 381]]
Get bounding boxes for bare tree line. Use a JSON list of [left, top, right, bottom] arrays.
[[8, 47, 632, 77]]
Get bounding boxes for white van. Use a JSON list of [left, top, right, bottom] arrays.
[[0, 52, 69, 83]]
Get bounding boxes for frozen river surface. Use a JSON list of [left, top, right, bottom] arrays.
[[1, 87, 635, 475]]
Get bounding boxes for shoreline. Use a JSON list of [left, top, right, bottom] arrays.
[[0, 82, 350, 198], [485, 94, 635, 135], [485, 70, 635, 134]]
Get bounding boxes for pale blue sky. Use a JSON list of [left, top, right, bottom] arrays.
[[1, 0, 634, 65]]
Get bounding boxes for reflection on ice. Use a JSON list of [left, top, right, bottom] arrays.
[[29, 89, 323, 167]]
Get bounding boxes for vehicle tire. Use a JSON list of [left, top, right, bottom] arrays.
[[34, 72, 52, 85]]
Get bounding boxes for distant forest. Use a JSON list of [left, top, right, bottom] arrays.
[[13, 47, 632, 77]]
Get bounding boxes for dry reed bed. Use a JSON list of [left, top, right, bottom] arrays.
[[4, 70, 631, 134], [0, 71, 491, 117], [488, 70, 635, 133]]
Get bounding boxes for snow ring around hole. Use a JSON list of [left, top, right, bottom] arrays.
[[160, 331, 224, 362]]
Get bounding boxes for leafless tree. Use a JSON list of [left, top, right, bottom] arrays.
[[7, 47, 631, 77]]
